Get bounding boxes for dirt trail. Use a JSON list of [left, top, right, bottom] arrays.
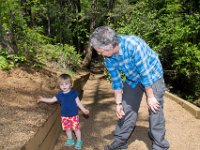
[[54, 73, 200, 150]]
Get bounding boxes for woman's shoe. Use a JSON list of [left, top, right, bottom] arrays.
[[104, 144, 128, 150], [64, 138, 74, 146], [75, 140, 83, 150]]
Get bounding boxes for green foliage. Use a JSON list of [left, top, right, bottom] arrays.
[[173, 43, 200, 76], [0, 48, 26, 69], [105, 67, 126, 83], [17, 28, 52, 60], [37, 44, 81, 71], [0, 0, 27, 30], [1, 0, 200, 102], [58, 44, 82, 71], [0, 56, 9, 70], [7, 54, 27, 66], [111, 0, 160, 48]]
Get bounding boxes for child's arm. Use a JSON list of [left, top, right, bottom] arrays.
[[37, 96, 58, 104], [75, 97, 89, 115]]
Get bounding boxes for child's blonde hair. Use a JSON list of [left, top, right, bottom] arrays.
[[58, 74, 73, 86]]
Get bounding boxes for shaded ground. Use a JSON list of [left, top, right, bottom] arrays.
[[54, 73, 200, 150]]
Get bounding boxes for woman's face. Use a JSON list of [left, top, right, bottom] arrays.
[[94, 45, 119, 57]]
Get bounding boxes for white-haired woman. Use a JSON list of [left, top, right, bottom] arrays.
[[90, 26, 170, 150]]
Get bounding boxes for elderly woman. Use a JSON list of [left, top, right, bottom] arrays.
[[90, 26, 170, 150]]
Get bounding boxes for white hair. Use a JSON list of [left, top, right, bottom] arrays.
[[90, 26, 118, 50]]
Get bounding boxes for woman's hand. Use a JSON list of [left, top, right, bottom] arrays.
[[145, 86, 160, 113], [147, 95, 160, 113], [115, 104, 125, 119]]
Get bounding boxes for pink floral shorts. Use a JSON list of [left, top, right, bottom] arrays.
[[61, 115, 80, 130]]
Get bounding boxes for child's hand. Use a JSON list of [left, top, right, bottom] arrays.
[[83, 109, 90, 115], [37, 96, 43, 103]]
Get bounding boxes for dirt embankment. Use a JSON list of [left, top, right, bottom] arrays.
[[0, 67, 59, 150]]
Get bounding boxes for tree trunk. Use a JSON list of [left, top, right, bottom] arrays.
[[47, 12, 51, 36], [10, 12, 18, 54], [72, 0, 81, 52], [81, 0, 97, 69], [0, 24, 14, 54], [109, 0, 115, 10]]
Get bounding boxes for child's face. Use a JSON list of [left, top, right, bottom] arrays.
[[59, 80, 71, 92]]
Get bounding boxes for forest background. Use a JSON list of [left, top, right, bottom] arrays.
[[0, 0, 199, 105]]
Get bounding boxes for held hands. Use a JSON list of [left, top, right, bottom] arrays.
[[115, 104, 125, 119], [146, 95, 160, 113]]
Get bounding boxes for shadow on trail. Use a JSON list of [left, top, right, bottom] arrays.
[[79, 74, 151, 150]]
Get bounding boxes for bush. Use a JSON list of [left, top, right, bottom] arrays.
[[0, 56, 9, 70], [0, 48, 27, 69], [37, 44, 81, 71]]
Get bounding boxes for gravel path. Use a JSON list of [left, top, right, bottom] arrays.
[[54, 74, 200, 150]]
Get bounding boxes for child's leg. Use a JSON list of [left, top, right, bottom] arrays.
[[66, 128, 73, 139], [74, 129, 83, 149], [71, 115, 81, 140], [65, 128, 75, 146], [61, 116, 75, 146], [74, 129, 81, 141], [71, 115, 83, 149]]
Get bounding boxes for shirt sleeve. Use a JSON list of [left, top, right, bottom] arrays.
[[73, 90, 80, 97], [104, 58, 123, 90], [55, 92, 61, 103]]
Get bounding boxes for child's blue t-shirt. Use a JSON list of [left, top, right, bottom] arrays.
[[56, 89, 79, 117]]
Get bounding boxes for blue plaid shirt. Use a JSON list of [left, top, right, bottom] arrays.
[[104, 35, 163, 90]]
